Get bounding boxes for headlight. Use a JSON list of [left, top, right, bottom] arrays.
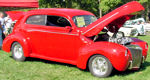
[[125, 49, 128, 57], [145, 43, 148, 49]]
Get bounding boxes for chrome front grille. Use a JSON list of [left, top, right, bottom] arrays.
[[126, 45, 142, 69]]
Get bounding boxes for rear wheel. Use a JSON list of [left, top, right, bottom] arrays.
[[11, 42, 26, 61], [88, 55, 113, 77]]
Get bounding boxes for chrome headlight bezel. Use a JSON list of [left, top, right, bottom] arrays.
[[125, 49, 128, 57], [145, 43, 148, 49]]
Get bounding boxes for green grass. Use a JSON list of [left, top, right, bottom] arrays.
[[0, 35, 150, 80]]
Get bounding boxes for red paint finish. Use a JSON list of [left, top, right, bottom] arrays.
[[5, 11, 25, 21], [77, 42, 130, 71], [2, 1, 148, 72]]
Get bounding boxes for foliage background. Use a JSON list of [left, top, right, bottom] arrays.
[[39, 0, 150, 21]]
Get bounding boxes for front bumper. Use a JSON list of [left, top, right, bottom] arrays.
[[126, 45, 143, 69]]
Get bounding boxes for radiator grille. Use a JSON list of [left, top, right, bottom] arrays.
[[126, 45, 142, 68]]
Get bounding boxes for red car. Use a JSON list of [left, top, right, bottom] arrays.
[[2, 1, 148, 77]]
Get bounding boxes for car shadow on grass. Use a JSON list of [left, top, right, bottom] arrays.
[[110, 61, 150, 77], [24, 57, 93, 74], [25, 57, 76, 68]]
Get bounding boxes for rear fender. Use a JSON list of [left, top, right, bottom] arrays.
[[2, 33, 31, 57]]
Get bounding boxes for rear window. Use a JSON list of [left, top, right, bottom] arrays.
[[26, 15, 46, 25], [26, 15, 71, 27]]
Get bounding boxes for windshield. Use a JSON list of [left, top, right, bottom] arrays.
[[72, 15, 97, 27]]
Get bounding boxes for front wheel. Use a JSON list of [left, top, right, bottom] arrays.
[[88, 55, 113, 77], [11, 42, 26, 61]]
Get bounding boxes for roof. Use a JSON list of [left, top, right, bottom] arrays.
[[28, 8, 95, 17], [0, 0, 39, 8], [6, 8, 94, 21]]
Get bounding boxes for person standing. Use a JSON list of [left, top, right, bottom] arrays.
[[0, 12, 4, 49], [138, 21, 146, 35], [3, 15, 13, 36], [140, 21, 146, 35]]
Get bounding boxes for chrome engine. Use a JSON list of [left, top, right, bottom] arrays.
[[108, 37, 133, 45], [93, 31, 133, 45], [108, 31, 133, 45]]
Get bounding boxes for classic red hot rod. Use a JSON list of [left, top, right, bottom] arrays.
[[2, 1, 148, 77]]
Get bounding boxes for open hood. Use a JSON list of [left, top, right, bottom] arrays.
[[81, 1, 144, 37]]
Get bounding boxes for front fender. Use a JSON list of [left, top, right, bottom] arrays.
[[2, 33, 31, 57], [77, 42, 130, 71]]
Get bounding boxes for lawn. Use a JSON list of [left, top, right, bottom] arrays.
[[0, 35, 150, 80]]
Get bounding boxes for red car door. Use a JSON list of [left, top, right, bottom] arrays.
[[24, 15, 79, 62]]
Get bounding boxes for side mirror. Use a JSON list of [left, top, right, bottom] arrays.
[[65, 26, 72, 29], [65, 26, 73, 32]]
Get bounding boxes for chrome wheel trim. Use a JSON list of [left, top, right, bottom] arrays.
[[13, 44, 23, 59], [92, 57, 108, 76]]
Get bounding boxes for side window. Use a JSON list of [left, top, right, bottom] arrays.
[[26, 15, 46, 25], [46, 16, 71, 27]]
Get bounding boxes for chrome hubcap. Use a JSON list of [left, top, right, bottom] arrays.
[[92, 57, 108, 75], [13, 44, 23, 59]]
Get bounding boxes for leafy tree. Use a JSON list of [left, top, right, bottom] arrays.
[[138, 0, 150, 21], [39, 0, 150, 21], [99, 0, 121, 13]]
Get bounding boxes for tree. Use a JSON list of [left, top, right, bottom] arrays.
[[39, 0, 150, 21], [99, 0, 121, 13], [138, 0, 150, 21]]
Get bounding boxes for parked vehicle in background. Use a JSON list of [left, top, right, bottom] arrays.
[[119, 26, 138, 37], [130, 17, 150, 32], [2, 1, 148, 78], [121, 18, 149, 36], [144, 21, 150, 32]]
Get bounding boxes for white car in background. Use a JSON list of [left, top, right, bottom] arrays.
[[119, 26, 138, 37], [119, 18, 147, 36], [144, 22, 150, 32]]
